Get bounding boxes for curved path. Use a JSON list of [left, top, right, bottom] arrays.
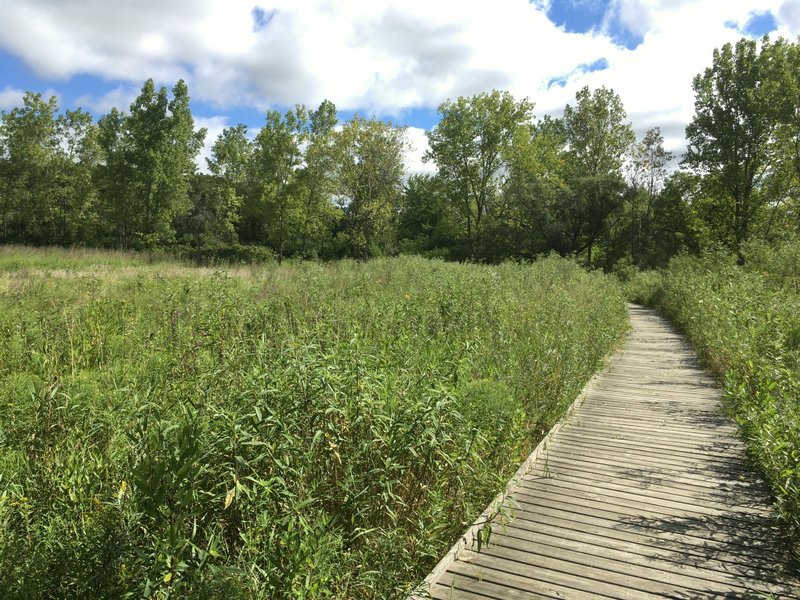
[[418, 305, 797, 599]]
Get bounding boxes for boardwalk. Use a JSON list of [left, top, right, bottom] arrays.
[[418, 305, 797, 599]]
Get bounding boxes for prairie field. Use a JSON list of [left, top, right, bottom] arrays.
[[0, 248, 627, 599]]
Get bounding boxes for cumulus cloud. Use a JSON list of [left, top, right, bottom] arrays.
[[73, 85, 138, 114], [0, 86, 61, 111], [0, 0, 796, 158], [194, 115, 231, 174], [0, 86, 25, 110], [541, 0, 790, 154], [403, 126, 435, 177], [779, 0, 800, 31], [0, 0, 614, 112]]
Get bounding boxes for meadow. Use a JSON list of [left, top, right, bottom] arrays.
[[0, 247, 627, 598], [627, 241, 800, 562]]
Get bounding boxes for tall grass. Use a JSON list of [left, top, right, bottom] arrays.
[[627, 242, 800, 562], [0, 249, 627, 598], [0, 244, 179, 272]]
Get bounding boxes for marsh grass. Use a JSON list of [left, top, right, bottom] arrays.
[[0, 244, 180, 272], [0, 249, 627, 598]]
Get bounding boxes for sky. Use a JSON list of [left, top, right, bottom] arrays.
[[0, 0, 798, 174]]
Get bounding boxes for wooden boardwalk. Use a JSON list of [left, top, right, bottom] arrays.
[[417, 305, 797, 599]]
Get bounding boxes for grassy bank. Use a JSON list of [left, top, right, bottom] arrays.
[[0, 249, 627, 598], [626, 243, 800, 562]]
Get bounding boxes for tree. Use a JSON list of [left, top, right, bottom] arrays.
[[164, 79, 206, 240], [97, 79, 205, 249], [767, 38, 800, 239], [0, 92, 60, 243], [53, 109, 102, 245], [426, 90, 535, 260], [203, 124, 253, 244], [248, 108, 305, 261], [647, 171, 701, 264], [501, 115, 570, 258], [562, 86, 635, 179], [626, 127, 673, 265], [397, 174, 457, 256], [297, 100, 339, 258], [332, 116, 406, 260], [684, 37, 784, 261], [126, 79, 172, 245], [96, 107, 135, 247], [561, 86, 635, 264]]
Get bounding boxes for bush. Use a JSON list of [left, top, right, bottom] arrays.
[[179, 243, 276, 266]]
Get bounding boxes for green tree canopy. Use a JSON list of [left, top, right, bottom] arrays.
[[562, 86, 635, 179], [248, 107, 305, 261], [554, 86, 634, 264], [97, 79, 205, 249], [0, 92, 60, 243], [426, 90, 535, 260], [333, 115, 406, 260], [684, 37, 785, 260]]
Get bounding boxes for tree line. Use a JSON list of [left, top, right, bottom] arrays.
[[1, 35, 798, 267]]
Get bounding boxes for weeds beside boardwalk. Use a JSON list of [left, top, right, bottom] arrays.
[[627, 243, 800, 565], [0, 250, 627, 599]]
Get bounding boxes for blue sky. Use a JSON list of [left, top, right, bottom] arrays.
[[0, 1, 794, 172]]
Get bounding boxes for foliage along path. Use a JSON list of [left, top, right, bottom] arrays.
[[415, 305, 798, 599]]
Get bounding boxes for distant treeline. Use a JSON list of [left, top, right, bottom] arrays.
[[1, 35, 798, 267]]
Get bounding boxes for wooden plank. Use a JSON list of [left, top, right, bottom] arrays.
[[509, 480, 767, 520], [520, 468, 765, 510], [562, 421, 744, 452], [449, 550, 672, 600], [568, 412, 739, 437], [544, 442, 749, 475], [561, 421, 741, 444], [550, 435, 743, 467], [481, 525, 783, 593], [543, 446, 756, 483], [491, 508, 785, 576], [431, 568, 564, 600], [529, 457, 771, 500], [503, 497, 785, 562], [459, 544, 738, 597]]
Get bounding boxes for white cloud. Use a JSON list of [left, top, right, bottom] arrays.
[[73, 85, 138, 114], [0, 0, 794, 158], [779, 0, 800, 31], [539, 0, 790, 154], [0, 86, 25, 110], [404, 126, 435, 176], [0, 86, 61, 112], [194, 115, 230, 174]]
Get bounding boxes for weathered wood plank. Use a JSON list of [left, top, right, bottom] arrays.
[[528, 458, 771, 500], [412, 305, 798, 598], [491, 510, 785, 577], [504, 498, 786, 561]]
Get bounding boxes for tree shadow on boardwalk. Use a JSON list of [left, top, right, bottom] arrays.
[[617, 508, 797, 597], [616, 465, 772, 507]]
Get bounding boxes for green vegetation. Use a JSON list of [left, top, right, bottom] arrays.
[[1, 26, 799, 594], [1, 35, 796, 268], [626, 241, 800, 561], [0, 249, 627, 598]]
